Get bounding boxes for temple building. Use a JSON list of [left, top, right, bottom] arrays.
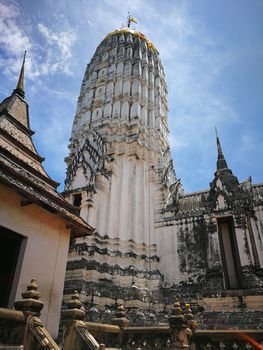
[[0, 21, 262, 336], [63, 25, 263, 328], [0, 53, 94, 337]]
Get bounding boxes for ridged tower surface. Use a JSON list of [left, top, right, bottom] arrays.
[[64, 28, 179, 311]]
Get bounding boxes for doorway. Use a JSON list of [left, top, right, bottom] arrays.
[[0, 226, 25, 307], [217, 217, 242, 289]]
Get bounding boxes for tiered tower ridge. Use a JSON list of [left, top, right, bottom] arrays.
[[63, 27, 180, 310]]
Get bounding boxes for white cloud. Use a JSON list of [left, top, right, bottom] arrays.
[[0, 1, 32, 77], [146, 3, 239, 154], [0, 1, 30, 55], [37, 23, 77, 75], [0, 0, 77, 80]]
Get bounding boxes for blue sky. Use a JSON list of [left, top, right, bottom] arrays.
[[0, 0, 262, 193]]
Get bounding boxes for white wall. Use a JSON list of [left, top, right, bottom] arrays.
[[155, 224, 180, 285], [0, 184, 71, 338]]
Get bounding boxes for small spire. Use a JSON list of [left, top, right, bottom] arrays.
[[215, 127, 228, 170], [13, 51, 26, 98], [127, 12, 131, 28], [215, 126, 223, 158]]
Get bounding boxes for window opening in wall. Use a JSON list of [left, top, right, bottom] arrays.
[[217, 217, 242, 289], [73, 193, 82, 207], [0, 226, 25, 307]]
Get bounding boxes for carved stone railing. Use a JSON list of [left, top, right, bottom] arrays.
[[22, 316, 60, 350], [0, 279, 60, 350], [62, 320, 105, 350], [1, 282, 195, 350], [75, 322, 119, 348], [61, 291, 106, 350], [0, 307, 25, 346], [194, 330, 263, 350], [5, 282, 262, 350], [61, 297, 196, 350], [83, 323, 192, 350]]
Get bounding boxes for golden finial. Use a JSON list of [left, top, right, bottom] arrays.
[[127, 12, 138, 28]]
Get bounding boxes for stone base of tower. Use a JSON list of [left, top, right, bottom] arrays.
[[193, 294, 263, 330], [63, 231, 166, 324]]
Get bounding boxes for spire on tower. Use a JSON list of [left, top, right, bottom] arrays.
[[215, 127, 228, 170], [13, 51, 27, 99], [127, 12, 138, 28]]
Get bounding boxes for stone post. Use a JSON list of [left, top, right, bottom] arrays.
[[14, 279, 60, 350], [61, 290, 86, 322], [111, 304, 129, 327], [184, 304, 198, 330], [169, 301, 192, 350], [14, 279, 44, 317], [111, 304, 129, 347], [61, 291, 103, 350]]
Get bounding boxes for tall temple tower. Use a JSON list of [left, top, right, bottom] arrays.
[[63, 26, 180, 311], [64, 23, 263, 327]]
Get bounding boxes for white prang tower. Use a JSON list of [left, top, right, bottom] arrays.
[[63, 23, 180, 311]]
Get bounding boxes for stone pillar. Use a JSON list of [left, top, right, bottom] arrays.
[[111, 304, 129, 347], [184, 304, 198, 330], [169, 301, 192, 350], [14, 279, 60, 350], [14, 279, 44, 317], [61, 290, 86, 322], [111, 304, 129, 327], [61, 291, 102, 350]]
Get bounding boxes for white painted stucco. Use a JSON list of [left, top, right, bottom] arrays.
[[0, 183, 71, 338]]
